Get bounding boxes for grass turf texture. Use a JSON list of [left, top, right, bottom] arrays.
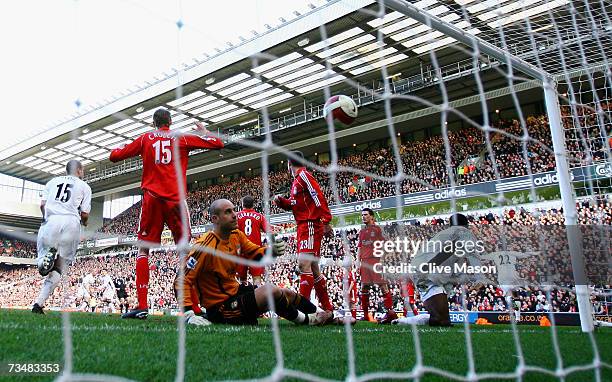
[[1, 309, 610, 382]]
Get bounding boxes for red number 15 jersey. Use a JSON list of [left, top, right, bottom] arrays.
[[110, 127, 224, 201]]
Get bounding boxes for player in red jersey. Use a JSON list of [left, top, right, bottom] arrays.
[[273, 151, 334, 315], [400, 278, 419, 318], [109, 108, 224, 319], [343, 264, 358, 319], [236, 195, 270, 286], [358, 208, 398, 323]]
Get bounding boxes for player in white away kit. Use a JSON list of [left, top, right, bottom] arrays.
[[77, 273, 95, 311], [480, 251, 535, 295], [393, 214, 534, 326], [480, 249, 536, 320], [393, 214, 485, 326], [100, 271, 118, 313], [32, 160, 91, 314]]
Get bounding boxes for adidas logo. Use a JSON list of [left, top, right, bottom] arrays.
[[353, 200, 382, 212]]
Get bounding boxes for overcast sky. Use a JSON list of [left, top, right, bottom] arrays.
[[0, 0, 320, 152]]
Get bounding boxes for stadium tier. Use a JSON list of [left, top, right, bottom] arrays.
[[2, 203, 610, 315]]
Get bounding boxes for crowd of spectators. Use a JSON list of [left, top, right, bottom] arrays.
[[563, 103, 612, 165], [2, 201, 610, 316], [96, 111, 611, 238], [99, 203, 142, 236], [0, 235, 36, 259], [478, 116, 556, 180], [2, 108, 610, 315], [0, 249, 177, 313]]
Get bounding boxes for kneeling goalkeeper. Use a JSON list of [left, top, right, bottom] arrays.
[[174, 198, 332, 326]]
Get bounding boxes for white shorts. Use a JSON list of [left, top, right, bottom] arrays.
[[77, 287, 91, 300], [103, 288, 116, 301], [37, 215, 81, 262]]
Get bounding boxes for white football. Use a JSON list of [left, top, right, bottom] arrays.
[[323, 95, 358, 125]]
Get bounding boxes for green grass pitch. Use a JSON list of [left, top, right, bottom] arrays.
[[0, 309, 610, 381]]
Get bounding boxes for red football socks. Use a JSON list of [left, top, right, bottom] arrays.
[[299, 272, 314, 300], [383, 291, 393, 310], [314, 275, 333, 311], [361, 292, 370, 319], [402, 280, 418, 315], [135, 255, 149, 310]]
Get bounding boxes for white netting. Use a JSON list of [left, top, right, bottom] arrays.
[[1, 0, 611, 381]]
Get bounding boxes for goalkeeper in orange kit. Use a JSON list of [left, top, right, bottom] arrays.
[[174, 198, 332, 326]]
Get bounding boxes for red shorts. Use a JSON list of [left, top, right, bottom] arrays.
[[138, 191, 191, 244], [360, 257, 386, 285], [236, 264, 265, 279], [296, 221, 324, 257], [349, 286, 358, 304]]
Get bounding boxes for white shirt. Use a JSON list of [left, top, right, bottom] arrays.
[[101, 275, 114, 291], [82, 273, 95, 288], [480, 251, 533, 284], [411, 226, 486, 290], [41, 175, 92, 219]]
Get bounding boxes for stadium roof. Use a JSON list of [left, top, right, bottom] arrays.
[[1, 0, 609, 188]]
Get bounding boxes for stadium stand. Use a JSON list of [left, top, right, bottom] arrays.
[[2, 201, 609, 315], [95, 111, 611, 237], [96, 116, 524, 235], [0, 234, 37, 259]]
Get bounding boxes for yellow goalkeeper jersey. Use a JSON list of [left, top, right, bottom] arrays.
[[174, 230, 265, 309]]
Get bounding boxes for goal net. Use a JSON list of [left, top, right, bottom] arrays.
[[1, 0, 611, 381]]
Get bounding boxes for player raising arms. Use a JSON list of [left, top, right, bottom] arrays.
[[32, 160, 91, 314], [273, 151, 335, 315], [358, 208, 398, 323], [236, 195, 270, 286], [110, 108, 224, 319], [174, 199, 332, 326]]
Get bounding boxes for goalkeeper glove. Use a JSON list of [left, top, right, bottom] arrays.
[[184, 309, 211, 326], [271, 235, 286, 257]]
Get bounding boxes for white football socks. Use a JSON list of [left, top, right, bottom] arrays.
[[292, 311, 307, 324], [393, 313, 431, 326], [35, 270, 61, 307]]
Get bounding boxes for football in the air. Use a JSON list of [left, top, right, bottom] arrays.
[[323, 95, 358, 125]]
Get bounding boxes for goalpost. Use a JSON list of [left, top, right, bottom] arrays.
[[3, 0, 612, 381], [385, 0, 595, 332]]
